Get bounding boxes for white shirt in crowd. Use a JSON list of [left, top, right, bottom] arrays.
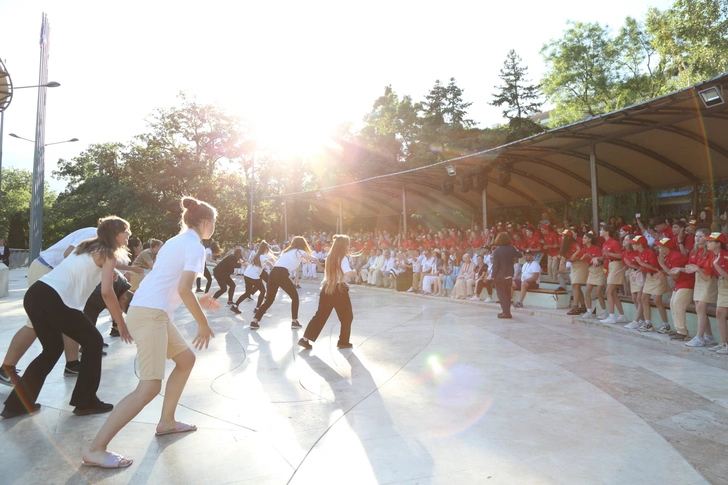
[[39, 227, 97, 268], [422, 255, 436, 273], [520, 260, 542, 284], [131, 229, 205, 320]]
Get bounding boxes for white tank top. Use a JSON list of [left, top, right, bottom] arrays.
[[275, 249, 306, 271], [41, 252, 103, 311]]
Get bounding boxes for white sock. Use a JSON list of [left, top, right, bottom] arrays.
[[609, 314, 615, 319]]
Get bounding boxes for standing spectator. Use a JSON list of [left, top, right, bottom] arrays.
[[0, 237, 9, 267], [581, 233, 607, 319], [560, 229, 587, 316], [704, 233, 728, 353], [656, 238, 694, 341], [541, 225, 560, 283], [634, 236, 670, 333], [685, 228, 717, 347], [491, 233, 522, 319], [599, 225, 627, 324]]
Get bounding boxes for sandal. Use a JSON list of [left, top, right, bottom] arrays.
[[82, 452, 133, 469]]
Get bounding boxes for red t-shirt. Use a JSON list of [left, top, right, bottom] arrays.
[[602, 238, 623, 261], [543, 232, 560, 257], [636, 248, 659, 274], [622, 249, 638, 268], [525, 234, 543, 253], [671, 234, 695, 252], [563, 242, 580, 261], [663, 250, 694, 290], [581, 244, 602, 265], [689, 246, 709, 267], [472, 236, 483, 248], [704, 250, 728, 278]]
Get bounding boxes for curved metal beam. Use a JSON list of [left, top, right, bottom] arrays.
[[508, 155, 601, 194], [509, 167, 571, 200]]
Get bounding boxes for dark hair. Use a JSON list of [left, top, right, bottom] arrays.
[[494, 232, 512, 246], [602, 225, 616, 239], [558, 234, 577, 257], [583, 232, 599, 246], [75, 216, 130, 262], [128, 238, 141, 250], [252, 241, 270, 267], [180, 196, 217, 231]]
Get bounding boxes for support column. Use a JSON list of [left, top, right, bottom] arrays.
[[338, 199, 343, 234], [692, 183, 699, 217], [402, 185, 407, 235], [283, 201, 288, 242], [590, 145, 599, 234], [481, 189, 488, 231]]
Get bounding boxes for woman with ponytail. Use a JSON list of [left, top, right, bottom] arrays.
[[298, 235, 357, 350], [230, 241, 276, 314], [83, 196, 217, 469], [2, 217, 132, 420]]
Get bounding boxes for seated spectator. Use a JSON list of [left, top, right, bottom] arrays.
[[513, 250, 541, 308]]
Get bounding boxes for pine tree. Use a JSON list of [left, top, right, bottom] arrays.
[[491, 50, 543, 120]]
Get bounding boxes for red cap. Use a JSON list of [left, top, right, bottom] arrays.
[[654, 237, 675, 249], [705, 232, 728, 244], [629, 235, 646, 245], [620, 225, 631, 232], [562, 229, 575, 238]]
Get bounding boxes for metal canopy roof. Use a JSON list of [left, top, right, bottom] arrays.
[[272, 73, 728, 221]]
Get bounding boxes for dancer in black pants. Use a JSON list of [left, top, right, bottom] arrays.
[[212, 248, 244, 304], [299, 235, 357, 349], [1, 216, 134, 419], [490, 232, 522, 319], [231, 241, 275, 314], [250, 236, 320, 330], [196, 241, 218, 293]]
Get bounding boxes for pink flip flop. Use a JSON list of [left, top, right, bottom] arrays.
[[155, 421, 197, 436], [81, 452, 133, 469]]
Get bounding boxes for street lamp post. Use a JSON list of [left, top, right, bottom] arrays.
[[7, 132, 77, 258]]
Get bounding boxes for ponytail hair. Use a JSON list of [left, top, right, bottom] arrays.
[[322, 234, 349, 295], [180, 196, 217, 232], [253, 241, 270, 267], [75, 216, 130, 262]]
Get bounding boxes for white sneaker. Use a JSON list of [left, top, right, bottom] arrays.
[[657, 324, 671, 334], [407, 288, 414, 292], [708, 343, 726, 352], [638, 322, 654, 332], [616, 315, 628, 323], [704, 335, 716, 345], [597, 311, 608, 320], [624, 320, 641, 329], [685, 336, 705, 347], [717, 344, 728, 355], [581, 311, 596, 319], [599, 317, 617, 324], [484, 298, 493, 303], [469, 296, 480, 301]]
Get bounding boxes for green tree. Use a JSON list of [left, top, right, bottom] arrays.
[[613, 17, 667, 103], [491, 49, 543, 120], [646, 0, 728, 89], [0, 168, 57, 248], [541, 21, 620, 125]]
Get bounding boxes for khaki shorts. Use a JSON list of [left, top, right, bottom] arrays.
[[643, 273, 669, 296], [127, 306, 189, 380], [587, 265, 607, 286], [717, 279, 728, 308], [606, 261, 625, 285], [694, 274, 718, 303], [570, 261, 588, 285], [25, 259, 54, 328]]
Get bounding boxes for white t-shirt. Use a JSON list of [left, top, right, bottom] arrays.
[[244, 254, 270, 279], [39, 227, 97, 268], [521, 261, 542, 284], [130, 229, 205, 320], [275, 249, 307, 271], [324, 257, 353, 285], [41, 252, 102, 311]]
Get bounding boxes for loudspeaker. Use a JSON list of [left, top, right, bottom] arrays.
[[473, 170, 488, 192], [460, 175, 473, 193], [442, 180, 454, 196]]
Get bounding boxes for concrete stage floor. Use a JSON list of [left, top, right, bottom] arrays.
[[1, 268, 727, 485]]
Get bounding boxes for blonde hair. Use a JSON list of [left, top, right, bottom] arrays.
[[75, 216, 130, 262], [322, 235, 349, 295]]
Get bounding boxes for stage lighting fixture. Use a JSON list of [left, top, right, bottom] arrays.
[[460, 175, 473, 193], [442, 180, 454, 195], [445, 165, 457, 176], [698, 86, 724, 108], [473, 169, 488, 192], [315, 191, 323, 200]]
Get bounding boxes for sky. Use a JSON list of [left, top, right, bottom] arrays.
[[0, 0, 676, 193]]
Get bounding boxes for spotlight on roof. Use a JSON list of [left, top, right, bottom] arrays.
[[445, 165, 456, 177], [315, 191, 323, 200], [698, 86, 724, 108]]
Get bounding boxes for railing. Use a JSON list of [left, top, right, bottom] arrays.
[[9, 249, 30, 269]]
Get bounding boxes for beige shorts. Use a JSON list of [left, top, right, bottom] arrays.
[[717, 279, 728, 308], [127, 306, 189, 380], [694, 274, 718, 303], [129, 271, 146, 291], [570, 261, 588, 285], [607, 261, 625, 285], [643, 273, 669, 296], [25, 259, 54, 328], [587, 265, 607, 286]]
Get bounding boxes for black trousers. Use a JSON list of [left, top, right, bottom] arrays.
[[234, 275, 266, 306], [303, 286, 353, 345], [3, 282, 104, 412], [254, 267, 299, 321], [495, 278, 512, 316], [212, 271, 235, 301], [196, 266, 212, 292]]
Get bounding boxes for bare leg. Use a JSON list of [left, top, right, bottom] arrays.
[[596, 285, 606, 311], [717, 308, 728, 343], [2, 326, 37, 366], [641, 292, 653, 322], [654, 294, 668, 323], [696, 301, 713, 337], [83, 379, 162, 465], [585, 284, 594, 311], [157, 349, 196, 433]]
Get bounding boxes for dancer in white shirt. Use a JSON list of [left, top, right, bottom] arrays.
[[83, 197, 217, 469]]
